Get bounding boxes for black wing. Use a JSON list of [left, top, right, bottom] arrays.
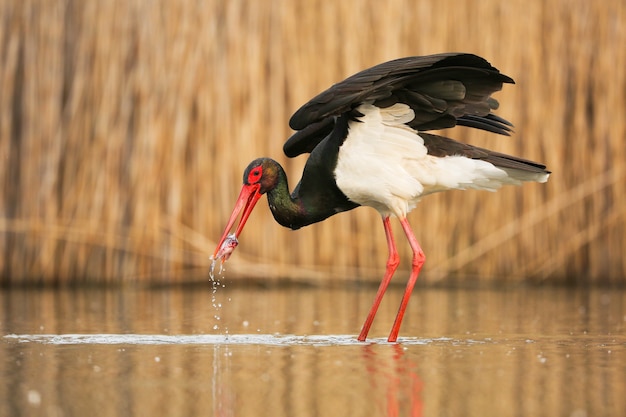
[[284, 53, 514, 158], [420, 133, 549, 174]]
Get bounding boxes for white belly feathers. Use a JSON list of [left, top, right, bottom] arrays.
[[334, 103, 518, 218]]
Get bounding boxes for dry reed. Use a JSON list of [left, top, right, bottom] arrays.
[[0, 0, 624, 285]]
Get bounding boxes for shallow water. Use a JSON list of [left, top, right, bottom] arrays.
[[1, 284, 625, 417]]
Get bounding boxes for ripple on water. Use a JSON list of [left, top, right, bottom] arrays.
[[2, 333, 515, 347]]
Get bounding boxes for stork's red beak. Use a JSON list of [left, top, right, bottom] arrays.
[[212, 183, 262, 262]]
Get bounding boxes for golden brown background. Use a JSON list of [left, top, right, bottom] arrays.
[[1, 0, 624, 285]]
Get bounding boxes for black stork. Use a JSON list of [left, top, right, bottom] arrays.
[[211, 53, 550, 342]]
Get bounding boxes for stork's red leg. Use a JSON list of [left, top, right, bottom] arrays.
[[358, 216, 400, 341], [387, 217, 425, 342]]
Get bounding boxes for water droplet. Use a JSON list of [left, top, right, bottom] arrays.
[[27, 390, 41, 406]]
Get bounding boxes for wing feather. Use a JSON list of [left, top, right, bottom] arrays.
[[284, 53, 514, 158]]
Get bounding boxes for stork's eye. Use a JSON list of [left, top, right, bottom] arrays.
[[248, 167, 262, 183]]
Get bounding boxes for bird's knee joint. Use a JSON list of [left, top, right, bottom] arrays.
[[412, 251, 425, 267], [387, 253, 400, 269]]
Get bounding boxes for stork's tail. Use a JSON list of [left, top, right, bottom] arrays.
[[483, 151, 551, 184]]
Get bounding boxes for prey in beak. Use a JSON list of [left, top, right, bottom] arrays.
[[210, 182, 262, 278], [210, 233, 239, 278]]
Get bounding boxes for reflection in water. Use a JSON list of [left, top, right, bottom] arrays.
[[1, 286, 625, 416], [213, 345, 234, 417], [363, 344, 423, 417]]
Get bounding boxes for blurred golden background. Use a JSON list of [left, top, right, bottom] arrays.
[[1, 0, 624, 285]]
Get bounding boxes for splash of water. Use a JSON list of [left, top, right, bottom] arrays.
[[209, 234, 238, 333], [209, 267, 227, 331]]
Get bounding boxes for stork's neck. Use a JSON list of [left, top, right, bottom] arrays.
[[265, 165, 308, 230], [265, 159, 357, 231]]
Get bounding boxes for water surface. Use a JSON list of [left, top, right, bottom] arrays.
[[1, 284, 624, 416]]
